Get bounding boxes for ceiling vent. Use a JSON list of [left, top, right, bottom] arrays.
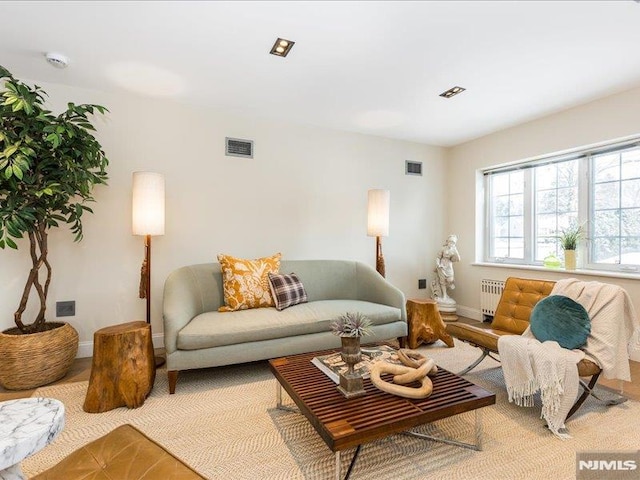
[[225, 137, 254, 158], [405, 160, 422, 176]]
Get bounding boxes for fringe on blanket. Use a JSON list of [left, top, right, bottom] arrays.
[[499, 335, 581, 440]]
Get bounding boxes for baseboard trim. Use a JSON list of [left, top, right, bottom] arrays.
[[456, 305, 482, 321], [77, 332, 165, 358]]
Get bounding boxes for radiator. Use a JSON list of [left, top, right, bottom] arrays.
[[481, 279, 505, 319]]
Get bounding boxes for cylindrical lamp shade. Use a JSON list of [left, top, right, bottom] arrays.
[[132, 171, 165, 236], [367, 189, 390, 237]]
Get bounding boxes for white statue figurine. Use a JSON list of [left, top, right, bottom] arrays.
[[431, 234, 460, 309]]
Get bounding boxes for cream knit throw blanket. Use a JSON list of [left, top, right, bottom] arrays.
[[498, 334, 583, 439], [550, 278, 639, 382]]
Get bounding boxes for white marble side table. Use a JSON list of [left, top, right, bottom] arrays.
[[0, 398, 65, 480]]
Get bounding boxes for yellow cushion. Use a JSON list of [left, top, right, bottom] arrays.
[[217, 253, 282, 312]]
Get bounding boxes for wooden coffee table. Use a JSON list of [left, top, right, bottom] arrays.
[[269, 348, 495, 480]]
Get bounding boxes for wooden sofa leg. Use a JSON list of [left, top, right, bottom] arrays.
[[398, 336, 407, 348], [168, 370, 179, 394]]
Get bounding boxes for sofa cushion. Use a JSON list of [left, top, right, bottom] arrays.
[[217, 253, 281, 312], [530, 294, 591, 349], [177, 300, 401, 350], [268, 272, 308, 311]]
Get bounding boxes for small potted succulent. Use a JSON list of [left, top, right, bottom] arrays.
[[330, 312, 372, 398], [330, 311, 373, 338]]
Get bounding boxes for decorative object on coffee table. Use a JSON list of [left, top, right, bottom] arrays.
[[367, 189, 390, 277], [330, 312, 372, 399], [406, 298, 454, 348], [83, 321, 155, 413], [0, 66, 108, 389], [369, 349, 438, 399], [0, 397, 65, 480]]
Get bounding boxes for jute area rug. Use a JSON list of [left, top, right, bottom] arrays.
[[24, 340, 640, 480]]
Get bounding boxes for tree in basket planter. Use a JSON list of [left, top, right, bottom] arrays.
[[0, 65, 108, 389]]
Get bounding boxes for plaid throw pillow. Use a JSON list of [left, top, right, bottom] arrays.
[[267, 272, 308, 311]]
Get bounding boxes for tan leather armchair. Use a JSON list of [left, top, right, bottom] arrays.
[[446, 277, 614, 420]]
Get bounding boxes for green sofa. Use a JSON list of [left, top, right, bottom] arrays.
[[163, 259, 407, 393]]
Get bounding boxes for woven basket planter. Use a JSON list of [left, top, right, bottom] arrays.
[[0, 322, 79, 390]]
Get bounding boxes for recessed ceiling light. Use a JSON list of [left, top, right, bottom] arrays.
[[270, 38, 295, 57], [439, 86, 466, 98]]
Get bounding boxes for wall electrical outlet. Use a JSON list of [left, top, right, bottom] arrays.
[[56, 300, 75, 317], [418, 279, 427, 289]]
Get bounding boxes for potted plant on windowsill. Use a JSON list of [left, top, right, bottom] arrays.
[[0, 66, 109, 390], [559, 224, 585, 271]]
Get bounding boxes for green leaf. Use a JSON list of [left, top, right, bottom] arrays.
[[2, 95, 18, 106], [12, 164, 23, 180], [5, 237, 17, 249], [3, 144, 18, 158]]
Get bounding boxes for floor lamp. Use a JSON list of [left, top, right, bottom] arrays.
[[367, 189, 390, 277], [132, 171, 165, 366]]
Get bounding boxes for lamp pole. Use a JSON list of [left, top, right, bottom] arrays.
[[367, 189, 390, 277]]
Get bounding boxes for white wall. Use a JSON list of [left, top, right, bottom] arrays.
[[0, 81, 447, 354], [447, 85, 640, 359]]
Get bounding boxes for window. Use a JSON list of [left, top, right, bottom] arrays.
[[484, 138, 640, 272]]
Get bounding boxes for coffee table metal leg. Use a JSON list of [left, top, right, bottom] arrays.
[[336, 445, 362, 480], [475, 408, 483, 450], [276, 381, 282, 408], [275, 382, 299, 413], [403, 409, 484, 451]]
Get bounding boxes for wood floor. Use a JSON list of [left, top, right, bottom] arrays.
[[1, 336, 638, 402]]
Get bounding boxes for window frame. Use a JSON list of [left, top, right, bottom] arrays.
[[483, 136, 640, 274]]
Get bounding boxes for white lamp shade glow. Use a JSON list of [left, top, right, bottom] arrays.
[[132, 171, 165, 236], [367, 189, 390, 237]]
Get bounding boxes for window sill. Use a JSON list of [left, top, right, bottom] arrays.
[[472, 262, 640, 281]]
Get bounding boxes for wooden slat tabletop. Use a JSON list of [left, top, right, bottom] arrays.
[[269, 348, 496, 451]]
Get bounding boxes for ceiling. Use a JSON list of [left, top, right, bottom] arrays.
[[2, 1, 640, 147]]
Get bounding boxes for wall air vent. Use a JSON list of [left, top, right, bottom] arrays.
[[405, 160, 422, 176], [225, 137, 254, 158]]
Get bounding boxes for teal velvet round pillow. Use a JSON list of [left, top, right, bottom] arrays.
[[529, 295, 591, 349]]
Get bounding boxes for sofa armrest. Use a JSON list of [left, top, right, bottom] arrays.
[[163, 267, 207, 354], [355, 262, 407, 322]]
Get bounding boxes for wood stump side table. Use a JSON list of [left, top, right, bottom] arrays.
[[406, 298, 455, 349], [83, 321, 155, 413]]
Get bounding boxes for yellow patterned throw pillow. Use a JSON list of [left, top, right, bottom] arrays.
[[217, 253, 282, 312]]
